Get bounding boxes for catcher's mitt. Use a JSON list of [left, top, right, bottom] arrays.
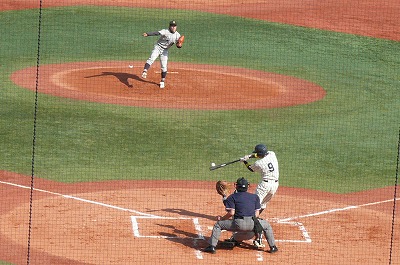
[[176, 35, 185, 48], [216, 180, 229, 197]]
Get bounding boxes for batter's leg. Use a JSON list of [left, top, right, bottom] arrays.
[[255, 181, 276, 209], [260, 182, 279, 211], [255, 182, 270, 210], [261, 192, 274, 211]]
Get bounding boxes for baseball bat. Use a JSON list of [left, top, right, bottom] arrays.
[[209, 159, 241, 171], [209, 154, 255, 171]]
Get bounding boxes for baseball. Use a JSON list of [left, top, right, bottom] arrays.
[[128, 65, 134, 68], [211, 163, 216, 167]]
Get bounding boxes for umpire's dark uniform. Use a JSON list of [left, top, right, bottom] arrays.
[[203, 177, 277, 254]]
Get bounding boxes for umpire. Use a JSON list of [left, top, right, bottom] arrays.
[[203, 177, 278, 254]]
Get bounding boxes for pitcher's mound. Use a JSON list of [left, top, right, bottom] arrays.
[[11, 61, 326, 110]]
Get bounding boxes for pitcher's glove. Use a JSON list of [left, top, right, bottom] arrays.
[[216, 180, 229, 198], [176, 35, 185, 48]]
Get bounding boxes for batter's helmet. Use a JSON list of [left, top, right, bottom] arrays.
[[253, 144, 267, 157], [235, 177, 249, 192]]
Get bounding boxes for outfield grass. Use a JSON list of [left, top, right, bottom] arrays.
[[1, 6, 399, 193]]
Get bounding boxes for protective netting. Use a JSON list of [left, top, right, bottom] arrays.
[[0, 0, 399, 264]]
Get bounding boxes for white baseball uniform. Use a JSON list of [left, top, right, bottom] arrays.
[[145, 29, 181, 72], [250, 151, 279, 210]]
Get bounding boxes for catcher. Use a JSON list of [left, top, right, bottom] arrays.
[[141, 20, 185, 89]]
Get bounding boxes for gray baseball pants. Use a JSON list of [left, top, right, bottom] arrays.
[[208, 216, 276, 247]]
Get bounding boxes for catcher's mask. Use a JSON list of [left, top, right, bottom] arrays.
[[253, 144, 267, 157], [235, 177, 249, 192]]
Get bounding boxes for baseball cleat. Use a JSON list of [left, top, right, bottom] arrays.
[[267, 246, 278, 253], [141, 71, 147, 79], [159, 81, 165, 89], [202, 245, 216, 254]]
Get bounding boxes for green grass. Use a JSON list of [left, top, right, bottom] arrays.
[[1, 6, 399, 193]]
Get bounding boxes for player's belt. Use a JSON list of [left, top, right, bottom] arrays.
[[263, 179, 278, 183], [234, 216, 252, 220]]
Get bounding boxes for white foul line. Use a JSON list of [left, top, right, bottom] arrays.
[[276, 221, 312, 243], [0, 180, 159, 218], [279, 198, 399, 222], [1, 180, 206, 259]]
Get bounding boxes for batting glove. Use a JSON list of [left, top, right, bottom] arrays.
[[240, 155, 251, 162]]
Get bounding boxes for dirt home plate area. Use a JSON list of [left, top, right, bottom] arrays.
[[2, 0, 400, 264], [0, 171, 398, 264]]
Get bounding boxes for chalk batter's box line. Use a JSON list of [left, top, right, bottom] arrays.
[[131, 216, 204, 240], [277, 221, 312, 243], [131, 216, 311, 243]]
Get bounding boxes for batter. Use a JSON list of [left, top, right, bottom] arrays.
[[241, 144, 279, 214]]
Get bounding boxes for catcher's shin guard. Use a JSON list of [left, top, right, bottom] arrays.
[[252, 216, 265, 248]]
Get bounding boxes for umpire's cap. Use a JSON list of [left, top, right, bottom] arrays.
[[169, 20, 177, 26], [235, 177, 249, 192]]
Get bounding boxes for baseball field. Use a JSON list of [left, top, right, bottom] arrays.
[[0, 0, 399, 264]]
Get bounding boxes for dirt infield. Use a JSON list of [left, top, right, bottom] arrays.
[[0, 171, 398, 264], [11, 61, 326, 110]]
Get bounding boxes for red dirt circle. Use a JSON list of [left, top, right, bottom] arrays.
[[11, 61, 326, 110]]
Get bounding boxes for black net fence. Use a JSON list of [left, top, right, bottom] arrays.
[[0, 0, 399, 264]]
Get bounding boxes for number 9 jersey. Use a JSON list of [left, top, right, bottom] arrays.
[[250, 151, 279, 182]]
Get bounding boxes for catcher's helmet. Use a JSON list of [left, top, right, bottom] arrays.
[[253, 144, 267, 157], [235, 177, 249, 192]]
